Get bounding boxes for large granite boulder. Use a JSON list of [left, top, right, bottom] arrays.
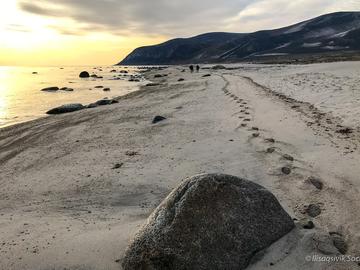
[[46, 103, 85, 114], [122, 174, 294, 270]]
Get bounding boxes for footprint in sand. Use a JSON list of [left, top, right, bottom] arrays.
[[282, 154, 294, 161], [264, 138, 275, 143]]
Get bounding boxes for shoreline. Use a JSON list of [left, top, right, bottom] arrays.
[[0, 64, 359, 269]]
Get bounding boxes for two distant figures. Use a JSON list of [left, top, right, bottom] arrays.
[[189, 65, 200, 73]]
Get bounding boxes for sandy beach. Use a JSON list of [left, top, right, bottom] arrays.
[[1, 63, 360, 269]]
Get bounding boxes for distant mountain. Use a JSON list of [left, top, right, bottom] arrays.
[[118, 12, 360, 65]]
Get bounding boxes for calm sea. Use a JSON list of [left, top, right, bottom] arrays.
[[0, 66, 145, 128]]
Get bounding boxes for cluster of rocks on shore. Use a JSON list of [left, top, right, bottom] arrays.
[[41, 87, 74, 92], [46, 98, 119, 114]]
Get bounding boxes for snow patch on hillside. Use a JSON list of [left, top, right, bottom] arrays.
[[302, 42, 321, 48]]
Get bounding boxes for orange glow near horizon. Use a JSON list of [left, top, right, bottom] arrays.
[[0, 2, 165, 66]]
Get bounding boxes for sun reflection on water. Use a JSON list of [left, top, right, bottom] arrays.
[[0, 66, 143, 128]]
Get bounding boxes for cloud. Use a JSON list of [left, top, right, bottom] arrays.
[[5, 24, 31, 33], [17, 0, 360, 37]]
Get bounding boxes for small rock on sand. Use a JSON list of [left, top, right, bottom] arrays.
[[103, 88, 110, 91], [306, 204, 321, 217], [281, 167, 291, 175], [202, 74, 211, 77], [178, 78, 185, 82], [267, 147, 275, 153], [152, 115, 166, 124], [112, 163, 124, 169], [46, 104, 84, 115], [122, 174, 294, 270]]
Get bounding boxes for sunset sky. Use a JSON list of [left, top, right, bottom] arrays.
[[1, 0, 359, 66]]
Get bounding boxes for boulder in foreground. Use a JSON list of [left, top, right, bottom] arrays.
[[46, 103, 85, 115], [122, 173, 294, 270]]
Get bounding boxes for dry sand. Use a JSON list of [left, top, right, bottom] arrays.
[[0, 64, 359, 269]]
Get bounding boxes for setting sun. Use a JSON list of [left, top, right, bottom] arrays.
[[0, 1, 165, 66]]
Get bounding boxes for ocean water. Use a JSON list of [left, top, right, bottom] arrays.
[[0, 66, 146, 128]]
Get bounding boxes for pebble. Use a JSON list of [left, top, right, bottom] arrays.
[[306, 204, 321, 217], [281, 167, 291, 175]]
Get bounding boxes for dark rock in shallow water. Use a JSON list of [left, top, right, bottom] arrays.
[[306, 204, 321, 217], [122, 174, 294, 270], [152, 115, 166, 124], [46, 103, 84, 114], [60, 87, 74, 91], [79, 71, 90, 78], [41, 87, 59, 92], [88, 99, 118, 108]]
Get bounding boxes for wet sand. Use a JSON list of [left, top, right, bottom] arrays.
[[0, 64, 359, 269]]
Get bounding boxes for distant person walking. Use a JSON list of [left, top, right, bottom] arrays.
[[189, 65, 194, 72], [196, 65, 200, 72]]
